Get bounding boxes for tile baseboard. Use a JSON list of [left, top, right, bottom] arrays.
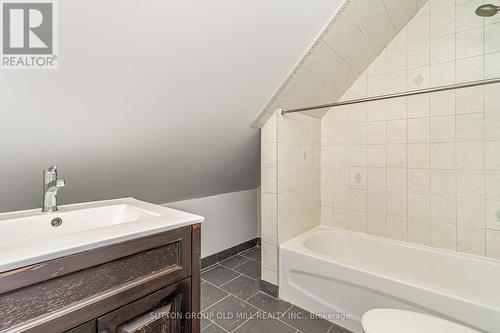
[[201, 237, 260, 270], [259, 279, 279, 298]]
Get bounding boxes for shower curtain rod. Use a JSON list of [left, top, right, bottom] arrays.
[[281, 77, 500, 115]]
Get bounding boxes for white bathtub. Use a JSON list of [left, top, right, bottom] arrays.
[[280, 226, 500, 333]]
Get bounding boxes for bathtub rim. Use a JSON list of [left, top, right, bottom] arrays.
[[280, 225, 500, 313], [281, 225, 500, 267]]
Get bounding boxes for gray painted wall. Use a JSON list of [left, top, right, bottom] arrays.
[[0, 0, 342, 213], [166, 189, 258, 257]]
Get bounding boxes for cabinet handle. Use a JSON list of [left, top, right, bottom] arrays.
[[117, 303, 172, 333]]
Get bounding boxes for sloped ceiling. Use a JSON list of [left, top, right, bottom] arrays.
[[252, 0, 428, 127], [0, 0, 346, 212]]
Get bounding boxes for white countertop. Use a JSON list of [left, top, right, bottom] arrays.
[[0, 198, 204, 273]]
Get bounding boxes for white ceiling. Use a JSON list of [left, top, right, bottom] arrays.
[[0, 0, 345, 212]]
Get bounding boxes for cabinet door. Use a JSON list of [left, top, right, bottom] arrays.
[[98, 279, 190, 333]]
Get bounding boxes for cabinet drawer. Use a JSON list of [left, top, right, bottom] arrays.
[[98, 279, 190, 333]]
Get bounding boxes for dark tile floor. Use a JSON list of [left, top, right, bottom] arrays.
[[201, 247, 351, 333]]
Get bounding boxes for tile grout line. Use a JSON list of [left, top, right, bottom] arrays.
[[202, 245, 259, 272], [483, 14, 487, 257], [205, 278, 322, 333], [218, 273, 244, 288], [220, 258, 250, 270], [282, 304, 336, 333], [428, 8, 434, 244], [219, 279, 263, 302], [204, 293, 232, 311], [208, 321, 231, 333], [203, 251, 346, 332], [203, 280, 261, 310], [204, 265, 259, 286], [203, 252, 260, 277], [244, 291, 261, 302], [273, 303, 303, 332], [226, 258, 262, 280], [454, 0, 458, 252], [234, 256, 260, 265], [203, 280, 264, 332], [230, 309, 262, 332], [204, 280, 262, 309], [275, 110, 279, 286], [232, 302, 300, 333], [239, 246, 261, 255], [238, 255, 260, 264]]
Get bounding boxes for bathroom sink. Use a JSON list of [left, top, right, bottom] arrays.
[[0, 198, 204, 272], [0, 203, 161, 246]]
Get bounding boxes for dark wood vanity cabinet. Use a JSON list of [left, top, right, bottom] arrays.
[[0, 224, 201, 333]]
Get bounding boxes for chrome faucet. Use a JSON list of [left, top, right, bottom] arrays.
[[42, 165, 65, 212]]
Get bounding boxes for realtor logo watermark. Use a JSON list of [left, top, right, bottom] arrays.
[[1, 0, 57, 69]]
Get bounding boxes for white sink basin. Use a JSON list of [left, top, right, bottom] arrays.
[[0, 198, 204, 272]]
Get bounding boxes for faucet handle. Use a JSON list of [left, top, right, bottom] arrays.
[[44, 164, 57, 175], [43, 164, 59, 183]]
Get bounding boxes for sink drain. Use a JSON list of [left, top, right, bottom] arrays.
[[51, 217, 63, 227]]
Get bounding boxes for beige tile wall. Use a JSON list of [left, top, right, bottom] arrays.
[[277, 113, 321, 246], [261, 111, 321, 285], [321, 0, 500, 259], [261, 111, 279, 284]]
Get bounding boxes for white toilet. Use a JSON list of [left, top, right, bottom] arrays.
[[362, 309, 482, 333]]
